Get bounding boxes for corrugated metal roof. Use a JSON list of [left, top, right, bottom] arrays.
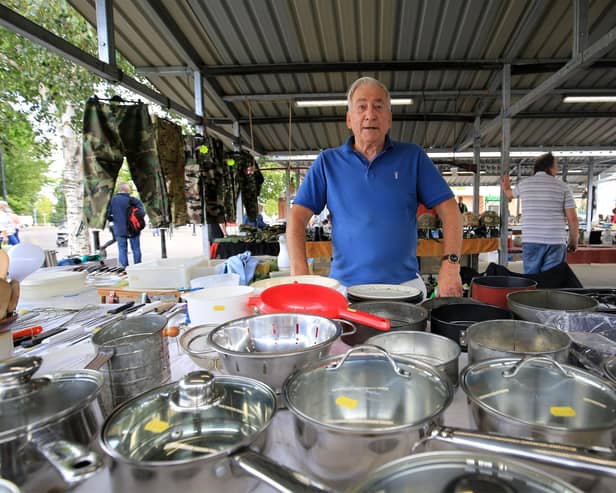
[[62, 0, 616, 178]]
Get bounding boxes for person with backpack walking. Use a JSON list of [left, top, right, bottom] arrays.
[[108, 182, 145, 267]]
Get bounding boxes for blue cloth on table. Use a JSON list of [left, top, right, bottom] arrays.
[[223, 251, 259, 286]]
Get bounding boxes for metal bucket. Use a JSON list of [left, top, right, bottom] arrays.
[[87, 314, 171, 415]]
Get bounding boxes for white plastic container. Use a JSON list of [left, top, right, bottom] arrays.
[[20, 270, 87, 300], [190, 258, 226, 279], [250, 275, 342, 294], [126, 257, 204, 289], [190, 273, 240, 289], [183, 286, 255, 326]]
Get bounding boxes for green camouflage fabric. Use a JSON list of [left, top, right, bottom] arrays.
[[184, 136, 203, 224], [222, 151, 238, 222], [223, 151, 264, 222], [200, 136, 226, 224], [153, 116, 187, 226], [82, 97, 170, 229]]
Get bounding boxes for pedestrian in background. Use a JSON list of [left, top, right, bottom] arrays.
[[0, 201, 18, 246], [502, 152, 578, 274], [108, 182, 145, 267], [457, 196, 468, 213]]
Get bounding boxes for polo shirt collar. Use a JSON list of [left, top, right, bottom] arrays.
[[344, 135, 395, 153]]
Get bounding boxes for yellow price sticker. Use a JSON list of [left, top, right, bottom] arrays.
[[335, 395, 358, 409], [213, 305, 226, 311], [199, 145, 209, 154], [550, 406, 576, 417], [144, 419, 170, 433]]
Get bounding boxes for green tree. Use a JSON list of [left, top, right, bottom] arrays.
[[258, 160, 295, 218], [50, 181, 67, 224], [34, 194, 54, 224]]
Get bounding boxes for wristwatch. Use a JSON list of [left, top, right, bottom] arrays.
[[442, 253, 460, 264]]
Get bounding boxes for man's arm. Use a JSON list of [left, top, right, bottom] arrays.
[[433, 197, 463, 297], [565, 207, 579, 252], [501, 175, 514, 201], [288, 204, 315, 275], [219, 223, 228, 237]]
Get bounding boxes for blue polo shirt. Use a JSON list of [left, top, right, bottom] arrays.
[[294, 136, 453, 286]]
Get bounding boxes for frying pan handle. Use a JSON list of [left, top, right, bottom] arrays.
[[427, 427, 616, 478], [247, 296, 265, 313], [338, 307, 390, 331]]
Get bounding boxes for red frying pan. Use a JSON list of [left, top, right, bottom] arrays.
[[248, 283, 391, 330]]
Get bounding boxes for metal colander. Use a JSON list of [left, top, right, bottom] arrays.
[[206, 313, 349, 391]]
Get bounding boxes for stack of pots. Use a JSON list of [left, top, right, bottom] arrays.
[[471, 275, 537, 309]]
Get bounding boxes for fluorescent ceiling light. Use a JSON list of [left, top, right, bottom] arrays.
[[563, 96, 616, 103], [296, 98, 413, 107]]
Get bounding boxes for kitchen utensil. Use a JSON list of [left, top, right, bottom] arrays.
[[430, 303, 513, 348], [6, 243, 44, 282], [98, 371, 329, 493], [603, 356, 616, 384], [183, 285, 254, 325], [466, 319, 571, 364], [342, 300, 427, 345], [461, 356, 616, 449], [106, 301, 135, 314], [507, 290, 599, 323], [366, 331, 461, 386], [86, 313, 175, 415], [348, 452, 583, 493], [471, 276, 537, 309], [347, 283, 423, 303], [249, 283, 390, 330], [206, 312, 354, 391], [180, 324, 222, 371], [0, 356, 104, 490]]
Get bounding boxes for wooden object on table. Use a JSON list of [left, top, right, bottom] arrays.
[[96, 287, 181, 304]]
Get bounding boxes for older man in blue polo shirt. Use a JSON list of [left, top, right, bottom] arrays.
[[288, 77, 463, 297]]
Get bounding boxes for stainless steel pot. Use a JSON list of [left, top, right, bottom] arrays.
[[507, 290, 599, 323], [99, 371, 329, 493], [365, 331, 460, 386], [465, 319, 571, 364], [461, 356, 616, 448], [283, 346, 454, 485], [0, 356, 104, 492], [86, 313, 174, 415], [206, 313, 354, 392], [342, 301, 427, 346], [348, 451, 583, 493]]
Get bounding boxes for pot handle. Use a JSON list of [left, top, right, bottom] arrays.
[[233, 450, 333, 493], [332, 318, 357, 336], [327, 345, 411, 378], [503, 355, 574, 379], [426, 427, 616, 478], [338, 307, 390, 330], [84, 345, 114, 370], [458, 329, 467, 347], [36, 439, 103, 487]]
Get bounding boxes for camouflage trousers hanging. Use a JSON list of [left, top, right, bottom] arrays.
[[82, 97, 169, 229], [232, 151, 264, 222], [153, 116, 187, 226]]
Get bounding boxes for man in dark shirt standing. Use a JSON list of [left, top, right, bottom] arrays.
[[108, 182, 145, 267]]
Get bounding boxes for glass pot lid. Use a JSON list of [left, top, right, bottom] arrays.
[[101, 371, 277, 463], [283, 346, 452, 433], [462, 357, 616, 431], [349, 451, 583, 493], [0, 356, 103, 441]]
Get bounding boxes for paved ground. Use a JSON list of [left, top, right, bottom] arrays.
[[19, 225, 211, 264]]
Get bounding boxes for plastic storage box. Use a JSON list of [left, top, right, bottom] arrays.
[[126, 257, 222, 290]]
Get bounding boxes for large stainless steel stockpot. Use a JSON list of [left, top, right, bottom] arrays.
[[461, 356, 616, 448], [348, 451, 583, 493], [282, 346, 453, 485], [99, 371, 327, 493], [366, 331, 460, 386], [0, 356, 104, 492], [465, 319, 571, 364], [507, 290, 599, 323]]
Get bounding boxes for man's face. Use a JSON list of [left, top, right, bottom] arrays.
[[346, 84, 392, 147]]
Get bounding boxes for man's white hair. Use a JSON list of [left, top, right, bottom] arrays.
[[117, 182, 131, 193], [346, 77, 391, 111]]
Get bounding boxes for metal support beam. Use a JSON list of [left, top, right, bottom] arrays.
[[585, 159, 595, 242], [194, 70, 204, 133], [465, 25, 616, 151], [561, 160, 568, 182], [472, 117, 481, 215], [95, 0, 115, 64], [573, 0, 589, 57], [141, 0, 241, 122], [499, 65, 511, 266]]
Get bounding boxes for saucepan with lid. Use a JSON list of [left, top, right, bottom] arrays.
[[99, 371, 330, 493], [0, 356, 104, 492]]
